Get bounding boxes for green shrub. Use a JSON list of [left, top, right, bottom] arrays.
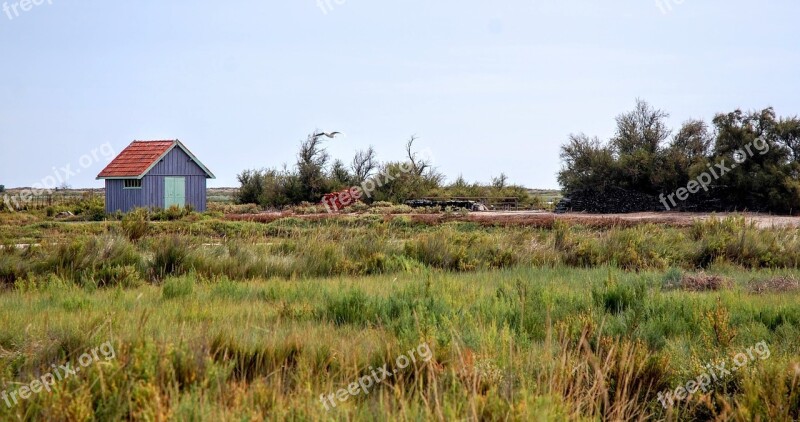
[[343, 203, 370, 213], [603, 226, 667, 270], [487, 246, 518, 269], [370, 204, 413, 215], [389, 215, 414, 228], [39, 236, 141, 285], [72, 195, 106, 221], [122, 208, 150, 241], [338, 233, 394, 275], [294, 203, 323, 215], [552, 219, 573, 251], [0, 250, 25, 286], [662, 267, 683, 290], [94, 265, 142, 288], [297, 243, 347, 277], [162, 275, 195, 299], [190, 243, 286, 280], [404, 230, 473, 271], [322, 289, 370, 326], [592, 276, 647, 314], [211, 277, 252, 300], [151, 236, 192, 280], [150, 205, 194, 221], [208, 202, 261, 214]]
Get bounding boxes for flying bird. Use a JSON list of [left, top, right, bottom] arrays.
[[313, 131, 344, 139]]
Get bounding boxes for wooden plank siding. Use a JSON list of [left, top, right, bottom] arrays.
[[105, 179, 143, 213], [146, 147, 209, 177], [104, 147, 209, 213]]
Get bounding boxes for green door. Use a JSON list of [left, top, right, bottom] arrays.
[[164, 177, 186, 209]]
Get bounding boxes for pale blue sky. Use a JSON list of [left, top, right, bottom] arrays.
[[1, 0, 798, 189]]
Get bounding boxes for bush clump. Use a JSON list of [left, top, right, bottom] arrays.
[[674, 272, 732, 292], [150, 205, 194, 221], [151, 236, 192, 280], [748, 276, 800, 294], [72, 195, 106, 221], [162, 275, 195, 299], [121, 208, 150, 241]]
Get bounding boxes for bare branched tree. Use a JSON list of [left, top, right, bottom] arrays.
[[298, 133, 329, 169], [351, 146, 377, 182], [405, 136, 430, 176], [491, 173, 508, 190]]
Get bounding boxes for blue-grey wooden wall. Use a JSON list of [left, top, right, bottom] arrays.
[[105, 147, 209, 213], [105, 179, 142, 213]]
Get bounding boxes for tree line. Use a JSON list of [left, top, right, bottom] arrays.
[[236, 134, 536, 209], [558, 100, 800, 214]]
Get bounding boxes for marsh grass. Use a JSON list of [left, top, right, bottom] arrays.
[[2, 216, 800, 419], [162, 274, 195, 299], [0, 268, 799, 420]]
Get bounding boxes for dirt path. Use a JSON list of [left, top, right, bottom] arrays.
[[227, 211, 800, 229], [478, 212, 800, 229]]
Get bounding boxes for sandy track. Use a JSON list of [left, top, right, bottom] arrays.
[[226, 211, 800, 229], [478, 212, 800, 229]]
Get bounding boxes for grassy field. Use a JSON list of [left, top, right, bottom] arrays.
[[1, 209, 800, 421]]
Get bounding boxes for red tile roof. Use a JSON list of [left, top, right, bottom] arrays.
[[97, 140, 176, 178]]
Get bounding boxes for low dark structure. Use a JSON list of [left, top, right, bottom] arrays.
[[405, 199, 488, 212], [97, 140, 215, 213], [555, 186, 734, 214], [554, 187, 661, 214]]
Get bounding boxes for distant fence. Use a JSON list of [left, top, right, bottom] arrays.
[[422, 197, 521, 211], [29, 194, 88, 209], [1, 190, 102, 211]]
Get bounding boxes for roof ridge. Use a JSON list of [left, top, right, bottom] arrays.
[[97, 139, 213, 179]]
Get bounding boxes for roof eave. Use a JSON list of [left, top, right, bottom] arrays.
[[96, 139, 216, 180], [175, 139, 216, 179], [96, 175, 146, 180]]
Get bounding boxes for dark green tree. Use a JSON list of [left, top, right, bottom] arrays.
[[557, 134, 616, 193]]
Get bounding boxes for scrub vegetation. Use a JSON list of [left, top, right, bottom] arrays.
[[1, 209, 800, 420]]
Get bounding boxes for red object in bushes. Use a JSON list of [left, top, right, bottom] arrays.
[[321, 189, 361, 213]]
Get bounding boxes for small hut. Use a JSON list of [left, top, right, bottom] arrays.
[[97, 140, 215, 213]]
